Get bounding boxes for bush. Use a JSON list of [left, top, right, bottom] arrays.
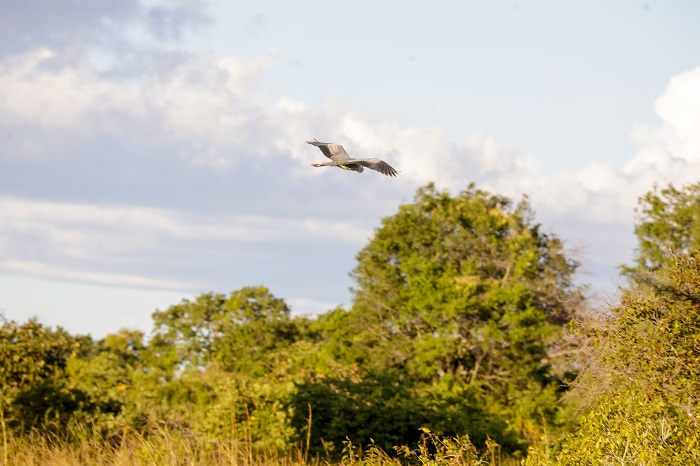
[[555, 251, 700, 464]]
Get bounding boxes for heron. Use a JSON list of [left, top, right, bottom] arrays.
[[307, 139, 399, 177]]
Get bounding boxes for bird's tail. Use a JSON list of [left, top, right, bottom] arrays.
[[306, 138, 326, 146]]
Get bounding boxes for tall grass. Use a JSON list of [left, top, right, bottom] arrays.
[[0, 406, 517, 466], [1, 429, 521, 465], [2, 428, 314, 466]]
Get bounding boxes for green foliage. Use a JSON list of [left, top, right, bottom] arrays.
[[66, 329, 145, 406], [0, 318, 76, 391], [0, 318, 95, 434], [557, 250, 700, 464], [181, 369, 298, 453], [350, 183, 578, 375], [150, 286, 299, 375], [342, 183, 580, 451], [291, 370, 426, 455], [625, 181, 700, 275]]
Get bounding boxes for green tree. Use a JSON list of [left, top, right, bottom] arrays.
[[139, 286, 306, 451], [556, 250, 700, 464], [65, 328, 147, 432], [314, 184, 581, 453], [0, 318, 96, 435], [213, 287, 301, 375], [150, 286, 298, 374], [624, 181, 700, 276], [0, 318, 76, 391]]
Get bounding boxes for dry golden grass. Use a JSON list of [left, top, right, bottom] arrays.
[[2, 429, 524, 466], [0, 411, 511, 466], [2, 430, 315, 466]]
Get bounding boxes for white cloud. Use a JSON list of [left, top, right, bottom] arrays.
[[0, 47, 280, 167], [653, 67, 700, 161], [144, 50, 280, 150], [0, 196, 370, 244], [467, 65, 700, 229], [337, 114, 456, 186], [3, 45, 699, 222], [3, 260, 188, 289], [618, 67, 700, 202], [463, 132, 534, 178], [0, 49, 143, 128], [0, 195, 371, 290], [2, 41, 700, 317]]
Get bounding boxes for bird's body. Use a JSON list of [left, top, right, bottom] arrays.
[[307, 139, 399, 177]]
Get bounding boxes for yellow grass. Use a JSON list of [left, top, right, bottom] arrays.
[[2, 430, 314, 466]]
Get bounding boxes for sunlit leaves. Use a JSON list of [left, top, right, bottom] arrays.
[[346, 183, 581, 453], [559, 250, 700, 464], [626, 181, 700, 275]]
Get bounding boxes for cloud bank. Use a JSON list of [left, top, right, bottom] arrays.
[[1, 22, 699, 328]]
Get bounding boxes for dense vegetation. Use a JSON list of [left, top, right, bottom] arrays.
[[2, 181, 699, 465]]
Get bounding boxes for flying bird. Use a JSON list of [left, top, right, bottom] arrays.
[[307, 139, 399, 177]]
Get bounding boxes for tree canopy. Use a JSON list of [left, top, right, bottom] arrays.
[[350, 183, 579, 376], [300, 183, 582, 454], [150, 286, 299, 375], [625, 181, 700, 276]]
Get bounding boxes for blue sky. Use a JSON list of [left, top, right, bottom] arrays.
[[1, 1, 700, 337]]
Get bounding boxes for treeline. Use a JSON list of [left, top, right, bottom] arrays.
[[1, 182, 699, 464]]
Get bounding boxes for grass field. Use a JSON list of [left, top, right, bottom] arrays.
[[1, 424, 519, 466]]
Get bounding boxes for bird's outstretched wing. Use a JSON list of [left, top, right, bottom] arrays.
[[306, 139, 399, 176], [306, 138, 351, 161], [354, 158, 399, 177]]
